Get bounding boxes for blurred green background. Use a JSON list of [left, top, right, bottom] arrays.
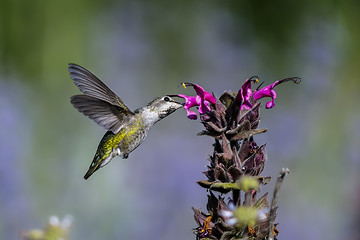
[[1, 1, 360, 239]]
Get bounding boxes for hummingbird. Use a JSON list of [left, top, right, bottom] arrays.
[[69, 64, 183, 179]]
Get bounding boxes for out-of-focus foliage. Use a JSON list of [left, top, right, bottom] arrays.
[[1, 1, 360, 240], [22, 215, 72, 240]]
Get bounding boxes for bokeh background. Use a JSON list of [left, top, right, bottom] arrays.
[[1, 1, 360, 239]]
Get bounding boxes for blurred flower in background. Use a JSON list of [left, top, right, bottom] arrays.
[[21, 215, 73, 240]]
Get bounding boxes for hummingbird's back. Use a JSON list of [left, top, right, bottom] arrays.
[[117, 118, 149, 155]]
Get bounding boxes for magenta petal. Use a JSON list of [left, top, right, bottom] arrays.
[[240, 78, 253, 100], [265, 100, 275, 109], [178, 83, 216, 119], [192, 84, 216, 105], [192, 84, 207, 96], [238, 78, 255, 110], [199, 101, 211, 114], [178, 94, 195, 103], [253, 82, 278, 109], [253, 77, 300, 109], [178, 95, 198, 109], [253, 87, 277, 101], [187, 110, 198, 120], [184, 99, 199, 110], [177, 94, 199, 119], [204, 92, 216, 104], [240, 101, 253, 110]]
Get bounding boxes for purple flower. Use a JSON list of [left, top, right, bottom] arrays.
[[239, 77, 301, 110], [237, 76, 259, 110], [177, 83, 216, 120]]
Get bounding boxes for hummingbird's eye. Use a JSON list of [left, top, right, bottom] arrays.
[[164, 96, 170, 102]]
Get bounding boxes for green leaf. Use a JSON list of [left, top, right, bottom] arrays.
[[211, 182, 242, 190]]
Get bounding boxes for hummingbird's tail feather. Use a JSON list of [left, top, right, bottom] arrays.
[[84, 131, 118, 180], [84, 151, 115, 180], [83, 164, 100, 180]]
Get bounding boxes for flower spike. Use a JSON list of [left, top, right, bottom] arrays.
[[184, 76, 300, 239]]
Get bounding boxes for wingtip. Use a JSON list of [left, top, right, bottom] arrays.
[[68, 63, 77, 69], [68, 63, 83, 72]]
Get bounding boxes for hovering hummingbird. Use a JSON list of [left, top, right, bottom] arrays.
[[69, 64, 183, 179]]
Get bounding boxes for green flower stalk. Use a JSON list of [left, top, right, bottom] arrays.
[[177, 77, 300, 240]]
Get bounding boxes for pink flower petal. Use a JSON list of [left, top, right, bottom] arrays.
[[177, 83, 215, 120], [186, 110, 198, 120], [238, 76, 259, 110]]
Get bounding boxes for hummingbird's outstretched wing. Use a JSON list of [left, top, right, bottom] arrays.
[[69, 63, 135, 134], [71, 95, 132, 133], [69, 64, 131, 110]]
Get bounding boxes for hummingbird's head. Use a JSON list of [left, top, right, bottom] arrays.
[[140, 96, 183, 124], [152, 96, 183, 118]]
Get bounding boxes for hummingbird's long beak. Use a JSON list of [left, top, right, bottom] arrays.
[[168, 95, 185, 106]]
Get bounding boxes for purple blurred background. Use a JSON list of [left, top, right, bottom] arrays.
[[1, 1, 360, 239]]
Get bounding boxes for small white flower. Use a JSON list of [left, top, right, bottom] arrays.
[[226, 217, 238, 226], [49, 216, 60, 226], [220, 208, 238, 226], [220, 209, 233, 218], [228, 201, 235, 211], [257, 209, 267, 221], [48, 215, 73, 229], [61, 215, 74, 229]]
